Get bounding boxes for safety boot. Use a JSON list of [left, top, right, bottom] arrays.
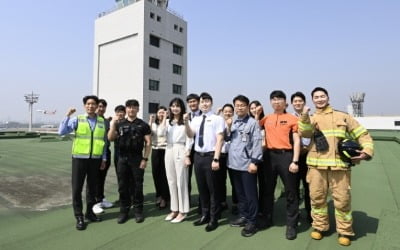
[[338, 234, 351, 246], [310, 229, 323, 240]]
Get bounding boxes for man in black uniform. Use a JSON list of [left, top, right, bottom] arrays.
[[108, 99, 151, 224]]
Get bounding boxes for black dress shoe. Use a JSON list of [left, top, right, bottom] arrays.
[[205, 220, 219, 232], [241, 223, 257, 237], [117, 213, 129, 224], [256, 214, 273, 230], [76, 216, 86, 231], [85, 213, 102, 222], [230, 217, 247, 227], [134, 212, 144, 223], [193, 216, 209, 226], [286, 226, 297, 240]]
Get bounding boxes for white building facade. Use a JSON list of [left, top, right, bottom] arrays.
[[93, 0, 187, 119]]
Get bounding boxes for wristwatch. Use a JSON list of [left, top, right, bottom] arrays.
[[292, 161, 298, 165], [142, 157, 149, 161], [213, 158, 219, 163]]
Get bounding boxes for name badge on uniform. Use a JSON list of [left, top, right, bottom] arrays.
[[240, 132, 247, 142]]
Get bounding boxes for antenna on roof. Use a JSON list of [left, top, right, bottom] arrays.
[[350, 92, 365, 117]]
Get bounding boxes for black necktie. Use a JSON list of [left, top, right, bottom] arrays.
[[198, 115, 206, 148]]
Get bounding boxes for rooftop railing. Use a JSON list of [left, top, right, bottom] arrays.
[[97, 0, 184, 20]]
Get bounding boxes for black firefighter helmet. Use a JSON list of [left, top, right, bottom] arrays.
[[338, 139, 362, 162]]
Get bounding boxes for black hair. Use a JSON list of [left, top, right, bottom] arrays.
[[82, 95, 99, 105], [98, 99, 107, 107], [199, 92, 213, 102], [290, 91, 306, 103], [125, 99, 140, 107], [232, 95, 250, 106], [222, 103, 234, 112], [169, 98, 186, 125], [270, 90, 286, 100], [186, 93, 200, 102], [311, 87, 329, 98], [114, 105, 125, 112], [156, 106, 168, 125], [249, 100, 265, 120]]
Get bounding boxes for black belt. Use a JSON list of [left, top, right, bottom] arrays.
[[220, 152, 228, 157], [268, 149, 292, 154], [195, 151, 214, 157]]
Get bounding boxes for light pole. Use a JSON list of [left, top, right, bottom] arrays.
[[24, 91, 39, 132]]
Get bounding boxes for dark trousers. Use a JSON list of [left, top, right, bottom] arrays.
[[194, 153, 219, 220], [218, 154, 238, 205], [263, 150, 299, 227], [298, 152, 311, 215], [151, 148, 170, 201], [188, 148, 195, 201], [257, 150, 267, 213], [231, 169, 258, 225], [117, 156, 144, 213], [94, 149, 111, 201], [72, 157, 101, 217]]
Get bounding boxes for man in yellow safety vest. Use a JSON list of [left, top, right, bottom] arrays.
[[59, 95, 108, 231]]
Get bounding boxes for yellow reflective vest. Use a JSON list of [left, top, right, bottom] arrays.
[[72, 115, 106, 159], [298, 106, 374, 169]]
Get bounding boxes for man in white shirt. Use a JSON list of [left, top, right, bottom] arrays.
[[184, 92, 225, 232]]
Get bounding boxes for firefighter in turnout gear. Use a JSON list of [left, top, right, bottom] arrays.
[[298, 87, 374, 246]]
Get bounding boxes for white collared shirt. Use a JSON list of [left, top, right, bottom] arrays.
[[190, 110, 225, 152]]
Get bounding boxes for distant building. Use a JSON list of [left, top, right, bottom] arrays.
[[93, 0, 187, 119], [356, 116, 400, 130]]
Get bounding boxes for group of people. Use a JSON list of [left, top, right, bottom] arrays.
[[59, 86, 374, 247]]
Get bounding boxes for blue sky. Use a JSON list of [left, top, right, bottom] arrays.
[[1, 0, 399, 123]]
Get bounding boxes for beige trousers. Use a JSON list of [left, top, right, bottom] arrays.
[[307, 168, 354, 236], [165, 144, 189, 213]]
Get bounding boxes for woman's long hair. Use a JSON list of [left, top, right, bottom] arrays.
[[169, 97, 186, 125], [249, 100, 265, 120]]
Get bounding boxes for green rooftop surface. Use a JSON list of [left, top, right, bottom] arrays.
[[0, 131, 399, 250]]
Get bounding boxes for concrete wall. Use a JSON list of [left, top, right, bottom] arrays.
[[93, 0, 187, 120], [355, 116, 400, 130]]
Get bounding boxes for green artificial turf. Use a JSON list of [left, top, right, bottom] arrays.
[[0, 134, 399, 250]]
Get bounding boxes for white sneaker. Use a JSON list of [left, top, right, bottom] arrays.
[[101, 198, 113, 208], [92, 203, 104, 214]]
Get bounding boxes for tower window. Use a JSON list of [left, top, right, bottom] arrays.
[[149, 79, 160, 91], [149, 103, 159, 113], [149, 57, 160, 69], [150, 35, 160, 47], [173, 44, 183, 55], [173, 84, 182, 95], [173, 64, 182, 75]]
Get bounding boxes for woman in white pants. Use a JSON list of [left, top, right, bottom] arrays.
[[163, 97, 192, 223]]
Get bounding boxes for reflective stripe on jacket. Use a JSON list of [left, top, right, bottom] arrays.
[[72, 115, 106, 158], [298, 106, 374, 169]]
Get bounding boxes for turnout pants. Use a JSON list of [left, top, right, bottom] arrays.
[[307, 168, 353, 236]]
